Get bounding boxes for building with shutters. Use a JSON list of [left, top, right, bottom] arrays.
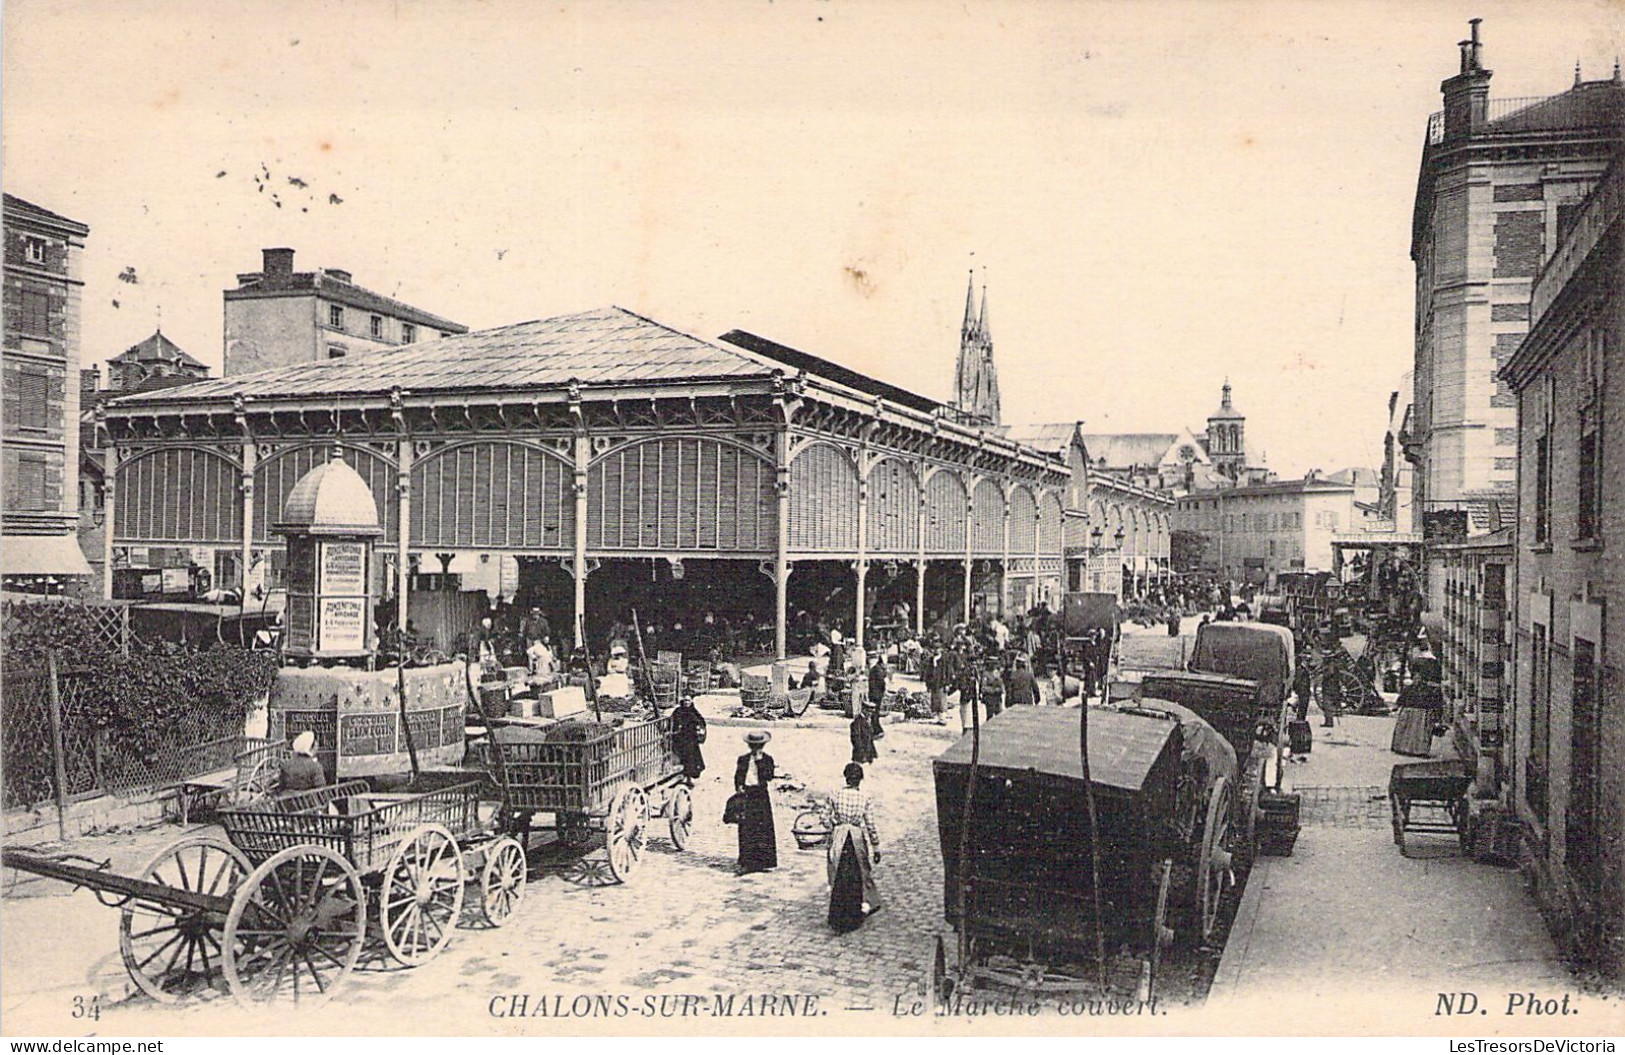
[[102, 307, 1069, 656], [1405, 21, 1623, 552], [1499, 154, 1623, 979], [223, 248, 468, 376], [2, 193, 93, 583]]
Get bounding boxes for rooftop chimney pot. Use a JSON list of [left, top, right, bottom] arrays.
[[262, 247, 296, 280]]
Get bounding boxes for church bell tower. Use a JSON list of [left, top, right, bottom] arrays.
[[1206, 380, 1246, 480]]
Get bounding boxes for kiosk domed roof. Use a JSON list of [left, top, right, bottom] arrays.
[[275, 452, 383, 536]]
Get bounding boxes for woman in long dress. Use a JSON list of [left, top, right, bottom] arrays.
[[671, 696, 707, 779], [824, 763, 882, 933], [733, 731, 778, 874]]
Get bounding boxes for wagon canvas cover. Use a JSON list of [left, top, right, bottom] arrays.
[[1189, 622, 1296, 688], [934, 705, 1178, 793]]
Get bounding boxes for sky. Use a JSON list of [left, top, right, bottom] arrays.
[[5, 0, 1622, 477]]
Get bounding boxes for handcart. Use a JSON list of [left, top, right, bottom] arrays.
[[171, 736, 289, 823], [1389, 759, 1471, 856]]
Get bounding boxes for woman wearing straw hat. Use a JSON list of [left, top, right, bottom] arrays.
[[732, 731, 778, 874], [277, 731, 326, 793]]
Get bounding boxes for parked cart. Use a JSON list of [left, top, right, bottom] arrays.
[[1388, 759, 1471, 856], [2, 778, 527, 1009], [170, 736, 289, 823], [489, 713, 691, 882], [932, 705, 1221, 1003]]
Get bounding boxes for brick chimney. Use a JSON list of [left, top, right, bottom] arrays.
[[262, 247, 296, 285], [1441, 18, 1493, 142]]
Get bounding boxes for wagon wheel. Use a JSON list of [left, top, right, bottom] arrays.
[[1196, 775, 1234, 943], [666, 783, 694, 850], [1139, 858, 1174, 1003], [1237, 757, 1265, 867], [605, 784, 651, 883], [380, 824, 466, 965], [229, 754, 279, 807], [222, 844, 365, 1008], [478, 836, 526, 928], [118, 834, 249, 1003]]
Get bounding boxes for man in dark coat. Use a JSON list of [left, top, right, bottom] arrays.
[[671, 696, 707, 779], [1006, 655, 1038, 706], [920, 641, 942, 715], [866, 657, 888, 738]]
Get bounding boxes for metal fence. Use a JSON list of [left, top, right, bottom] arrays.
[[0, 660, 103, 812], [1, 655, 249, 820], [0, 596, 131, 660]]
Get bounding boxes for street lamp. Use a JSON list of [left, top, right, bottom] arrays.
[[1113, 527, 1126, 549]]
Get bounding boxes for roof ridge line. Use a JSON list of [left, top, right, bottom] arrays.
[[612, 305, 779, 372]]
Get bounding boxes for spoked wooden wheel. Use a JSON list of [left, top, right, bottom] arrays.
[[119, 834, 249, 1003], [667, 783, 694, 850], [380, 824, 466, 965], [230, 755, 279, 807], [479, 836, 526, 927], [1196, 775, 1234, 944], [1139, 858, 1174, 1003], [222, 844, 365, 1007], [605, 784, 651, 883]]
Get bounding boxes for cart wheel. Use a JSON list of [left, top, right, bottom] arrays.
[[606, 784, 651, 883], [222, 844, 365, 1008], [119, 834, 249, 1003], [230, 754, 279, 807], [1140, 858, 1174, 1003], [1196, 775, 1233, 944], [479, 836, 527, 928], [380, 824, 466, 966], [667, 783, 694, 850]]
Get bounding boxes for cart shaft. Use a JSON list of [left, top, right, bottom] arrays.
[[2, 849, 233, 915]]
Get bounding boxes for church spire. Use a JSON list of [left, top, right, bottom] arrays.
[[952, 273, 1001, 426]]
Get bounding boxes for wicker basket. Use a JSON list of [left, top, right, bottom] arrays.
[[792, 809, 831, 849]]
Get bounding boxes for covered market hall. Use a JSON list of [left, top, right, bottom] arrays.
[[100, 307, 1069, 658]]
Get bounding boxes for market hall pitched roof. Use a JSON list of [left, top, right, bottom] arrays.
[[110, 307, 782, 406]]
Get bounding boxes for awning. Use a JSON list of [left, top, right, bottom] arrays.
[[1, 533, 94, 576]]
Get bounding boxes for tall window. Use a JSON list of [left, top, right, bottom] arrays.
[[12, 453, 47, 510], [369, 315, 383, 338], [16, 365, 49, 430], [1534, 434, 1551, 543], [1567, 636, 1600, 886], [1534, 375, 1555, 545], [401, 322, 416, 344], [1577, 327, 1605, 542], [18, 289, 50, 335], [328, 304, 344, 329], [1527, 622, 1551, 823]]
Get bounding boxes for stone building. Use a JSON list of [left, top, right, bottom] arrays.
[[223, 247, 467, 375], [1175, 476, 1362, 586], [106, 330, 209, 390], [1500, 154, 1622, 978], [1405, 21, 1623, 552], [103, 307, 1069, 656], [2, 194, 91, 583]]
